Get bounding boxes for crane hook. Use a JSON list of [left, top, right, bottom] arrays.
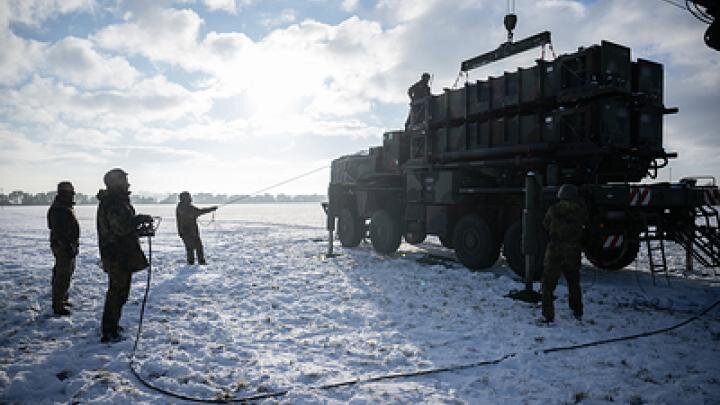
[[504, 13, 518, 43]]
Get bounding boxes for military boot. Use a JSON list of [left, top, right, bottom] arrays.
[[100, 333, 123, 344], [197, 247, 206, 265], [53, 306, 71, 316]]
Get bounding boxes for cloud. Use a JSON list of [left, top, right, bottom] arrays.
[[341, 0, 360, 12], [259, 8, 296, 28], [203, 31, 254, 60], [537, 0, 586, 17], [0, 2, 140, 89], [202, 0, 237, 14], [44, 37, 140, 89], [0, 125, 217, 193], [0, 28, 46, 86], [0, 5, 47, 85], [375, 0, 441, 24], [92, 5, 407, 114], [92, 7, 205, 71], [3, 0, 95, 26], [0, 127, 107, 165], [1, 74, 212, 146]]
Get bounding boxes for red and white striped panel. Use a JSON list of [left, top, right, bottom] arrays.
[[629, 187, 652, 206], [602, 234, 624, 250], [704, 189, 720, 206]]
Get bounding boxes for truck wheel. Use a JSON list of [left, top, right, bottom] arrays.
[[502, 221, 546, 282], [370, 210, 402, 254], [338, 208, 364, 247], [439, 235, 454, 249], [404, 231, 427, 245], [452, 214, 499, 270], [584, 237, 640, 271]]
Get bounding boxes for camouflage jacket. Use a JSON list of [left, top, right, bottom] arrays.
[[96, 189, 148, 272], [47, 196, 80, 257], [408, 80, 431, 101], [176, 202, 213, 238], [543, 199, 589, 246]]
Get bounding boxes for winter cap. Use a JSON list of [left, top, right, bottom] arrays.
[[57, 181, 75, 194], [103, 168, 128, 188]]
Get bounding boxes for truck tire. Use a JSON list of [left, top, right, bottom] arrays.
[[584, 237, 640, 271], [452, 214, 499, 270], [370, 210, 402, 254], [439, 235, 454, 249], [338, 208, 364, 247], [502, 221, 546, 281], [404, 231, 427, 245]]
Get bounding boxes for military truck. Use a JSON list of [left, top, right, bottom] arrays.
[[324, 39, 720, 280]]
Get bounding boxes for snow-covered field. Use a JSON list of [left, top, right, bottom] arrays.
[[1, 203, 719, 404]]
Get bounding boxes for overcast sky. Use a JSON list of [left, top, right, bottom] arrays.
[[0, 0, 718, 196]]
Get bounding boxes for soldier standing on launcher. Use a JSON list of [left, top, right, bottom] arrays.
[[176, 191, 217, 265], [542, 184, 588, 323], [405, 72, 432, 127], [47, 181, 79, 316], [97, 168, 151, 343]]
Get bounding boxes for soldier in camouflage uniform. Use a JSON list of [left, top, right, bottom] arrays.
[[405, 72, 432, 127], [96, 168, 151, 343], [542, 184, 588, 323], [176, 191, 217, 265], [47, 181, 79, 316]]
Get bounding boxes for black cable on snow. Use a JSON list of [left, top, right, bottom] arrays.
[[540, 298, 720, 355], [127, 245, 720, 403], [316, 353, 518, 391]]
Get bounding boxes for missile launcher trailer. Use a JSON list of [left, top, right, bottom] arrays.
[[324, 40, 720, 280]]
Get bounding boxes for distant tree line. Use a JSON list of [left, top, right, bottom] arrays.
[[0, 190, 326, 206], [0, 191, 97, 205]]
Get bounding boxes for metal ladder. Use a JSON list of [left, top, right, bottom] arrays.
[[675, 204, 720, 275], [642, 218, 669, 285]]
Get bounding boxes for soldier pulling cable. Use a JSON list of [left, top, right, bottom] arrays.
[[176, 192, 217, 265]]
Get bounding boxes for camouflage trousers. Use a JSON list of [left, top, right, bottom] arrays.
[[51, 247, 75, 311], [101, 263, 132, 336], [182, 235, 205, 265], [542, 242, 583, 321], [405, 103, 427, 128]]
